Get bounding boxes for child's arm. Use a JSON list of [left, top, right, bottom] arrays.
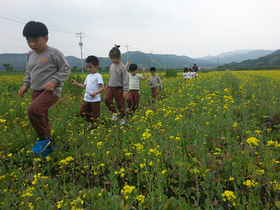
[[141, 68, 147, 80], [148, 76, 151, 85], [158, 76, 162, 90], [18, 85, 29, 98], [71, 79, 86, 89], [19, 54, 31, 97], [125, 61, 130, 68], [122, 67, 129, 99], [90, 84, 104, 98]]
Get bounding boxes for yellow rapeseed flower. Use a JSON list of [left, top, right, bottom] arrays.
[[243, 180, 258, 188], [246, 137, 260, 148], [221, 190, 236, 201], [136, 195, 145, 203]]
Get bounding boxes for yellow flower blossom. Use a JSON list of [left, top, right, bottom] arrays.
[[232, 122, 238, 128], [243, 179, 258, 188], [136, 195, 145, 203], [246, 137, 260, 148], [270, 180, 280, 190], [161, 170, 167, 174], [222, 190, 236, 202]]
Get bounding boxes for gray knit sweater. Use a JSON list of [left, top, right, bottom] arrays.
[[23, 46, 71, 97]]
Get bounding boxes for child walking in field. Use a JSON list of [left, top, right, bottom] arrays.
[[183, 67, 190, 81], [18, 21, 71, 157], [105, 45, 129, 125], [192, 69, 197, 79], [126, 64, 147, 114], [71, 56, 104, 134], [148, 67, 162, 104]]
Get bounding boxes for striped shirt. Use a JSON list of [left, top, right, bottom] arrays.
[[128, 73, 142, 90]]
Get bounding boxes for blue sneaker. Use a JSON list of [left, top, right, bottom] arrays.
[[31, 138, 51, 154], [37, 147, 54, 158]]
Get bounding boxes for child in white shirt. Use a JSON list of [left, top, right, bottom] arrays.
[[71, 55, 104, 132]]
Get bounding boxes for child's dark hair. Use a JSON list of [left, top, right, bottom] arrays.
[[184, 67, 188, 72], [150, 67, 156, 72], [129, 64, 138, 71], [22, 21, 48, 38], [109, 45, 121, 59], [86, 55, 99, 66]]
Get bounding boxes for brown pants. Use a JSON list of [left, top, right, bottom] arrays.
[[28, 91, 59, 143], [80, 100, 100, 129], [105, 87, 126, 118], [127, 90, 140, 112], [151, 87, 159, 102]]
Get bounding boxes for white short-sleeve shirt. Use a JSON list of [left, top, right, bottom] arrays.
[[183, 72, 190, 79], [84, 73, 104, 102]]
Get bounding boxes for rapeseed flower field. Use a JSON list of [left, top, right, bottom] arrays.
[[1, 71, 280, 209]]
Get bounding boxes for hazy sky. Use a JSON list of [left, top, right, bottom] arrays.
[[0, 0, 279, 59]]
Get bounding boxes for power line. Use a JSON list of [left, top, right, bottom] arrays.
[[84, 34, 114, 46], [0, 12, 29, 22], [0, 13, 118, 47], [0, 12, 77, 34], [0, 12, 158, 61], [0, 14, 75, 35], [0, 15, 26, 24], [0, 12, 141, 54]]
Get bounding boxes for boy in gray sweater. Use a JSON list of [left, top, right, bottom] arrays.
[[18, 21, 71, 157], [148, 67, 162, 104]]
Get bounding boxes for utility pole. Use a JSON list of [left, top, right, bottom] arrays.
[[76, 29, 85, 72], [124, 44, 130, 63], [164, 55, 166, 71], [151, 50, 153, 67], [99, 58, 102, 70]]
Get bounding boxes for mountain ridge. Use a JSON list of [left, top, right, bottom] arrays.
[[224, 49, 280, 68], [0, 49, 276, 71]]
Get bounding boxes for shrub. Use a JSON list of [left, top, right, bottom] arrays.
[[165, 69, 177, 77]]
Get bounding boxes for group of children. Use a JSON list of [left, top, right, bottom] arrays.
[[183, 65, 198, 81], [18, 21, 162, 157]]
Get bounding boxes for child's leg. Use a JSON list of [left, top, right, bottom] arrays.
[[114, 88, 126, 118], [132, 91, 140, 112], [151, 88, 158, 103], [126, 91, 133, 109], [90, 101, 101, 129], [105, 87, 117, 113], [28, 91, 59, 144], [79, 100, 92, 122]]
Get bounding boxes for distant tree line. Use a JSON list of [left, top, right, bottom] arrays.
[[221, 66, 280, 71], [2, 63, 13, 71]]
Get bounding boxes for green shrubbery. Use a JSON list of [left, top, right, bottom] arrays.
[[165, 69, 177, 77]]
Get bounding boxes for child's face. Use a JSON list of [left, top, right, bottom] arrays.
[[130, 70, 138, 76], [86, 63, 98, 74], [111, 57, 121, 64], [151, 71, 156, 76], [26, 36, 48, 53]]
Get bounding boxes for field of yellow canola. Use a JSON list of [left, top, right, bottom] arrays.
[[1, 71, 280, 209]]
